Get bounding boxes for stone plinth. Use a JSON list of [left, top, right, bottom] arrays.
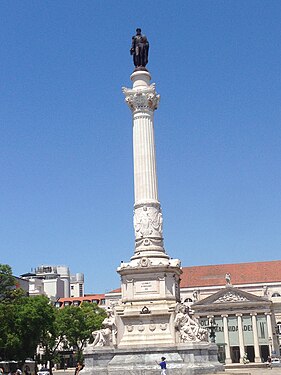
[[83, 343, 223, 375]]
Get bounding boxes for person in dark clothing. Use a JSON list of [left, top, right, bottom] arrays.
[[157, 357, 167, 375]]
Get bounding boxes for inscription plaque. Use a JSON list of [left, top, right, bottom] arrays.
[[135, 280, 159, 294]]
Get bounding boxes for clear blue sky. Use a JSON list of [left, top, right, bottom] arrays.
[[1, 1, 281, 293]]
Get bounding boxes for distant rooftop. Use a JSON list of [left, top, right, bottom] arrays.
[[181, 260, 281, 288], [107, 260, 281, 293]]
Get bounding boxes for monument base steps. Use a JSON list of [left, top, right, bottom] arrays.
[[82, 343, 224, 375]]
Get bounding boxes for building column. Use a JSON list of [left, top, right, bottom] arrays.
[[251, 313, 261, 362], [236, 314, 245, 363], [222, 314, 232, 364], [265, 313, 273, 356]]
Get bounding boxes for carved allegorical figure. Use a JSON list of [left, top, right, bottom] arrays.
[[174, 303, 208, 343], [130, 28, 149, 69], [90, 309, 117, 347], [134, 205, 163, 239]]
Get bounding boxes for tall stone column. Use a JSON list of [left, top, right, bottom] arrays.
[[222, 315, 232, 364], [123, 70, 167, 260], [236, 314, 245, 363], [251, 313, 261, 362], [116, 69, 182, 348], [265, 313, 273, 355]]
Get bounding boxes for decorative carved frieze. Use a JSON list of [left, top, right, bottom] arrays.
[[149, 322, 156, 331], [214, 291, 249, 303], [160, 323, 168, 331], [137, 257, 152, 268], [122, 84, 160, 112], [127, 325, 134, 332]]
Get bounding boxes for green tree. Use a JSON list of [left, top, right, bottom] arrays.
[[0, 264, 57, 364], [0, 294, 55, 362], [58, 303, 106, 362], [0, 264, 17, 301]]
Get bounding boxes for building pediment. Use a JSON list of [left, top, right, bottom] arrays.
[[192, 286, 269, 308]]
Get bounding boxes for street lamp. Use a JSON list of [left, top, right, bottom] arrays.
[[268, 336, 273, 356], [207, 317, 217, 343]]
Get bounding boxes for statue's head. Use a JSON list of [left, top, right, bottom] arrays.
[[136, 28, 141, 35]]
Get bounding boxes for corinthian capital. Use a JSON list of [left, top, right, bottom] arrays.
[[122, 84, 160, 112]]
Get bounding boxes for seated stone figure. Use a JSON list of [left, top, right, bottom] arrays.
[[174, 303, 208, 342], [90, 309, 117, 347]]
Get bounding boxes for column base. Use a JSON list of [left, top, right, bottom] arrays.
[[254, 357, 262, 363], [225, 358, 232, 364]]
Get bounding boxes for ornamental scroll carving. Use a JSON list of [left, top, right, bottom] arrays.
[[214, 291, 249, 303], [122, 84, 160, 112], [134, 205, 163, 240]]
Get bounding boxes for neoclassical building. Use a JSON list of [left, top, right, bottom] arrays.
[[105, 260, 281, 364], [192, 286, 275, 364]]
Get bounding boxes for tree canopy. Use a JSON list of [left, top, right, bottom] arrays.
[[0, 263, 106, 366], [0, 264, 17, 301], [57, 302, 106, 362]]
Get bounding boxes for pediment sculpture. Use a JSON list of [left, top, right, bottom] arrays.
[[214, 291, 249, 303]]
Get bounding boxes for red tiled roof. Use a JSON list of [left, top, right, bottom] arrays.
[[58, 294, 105, 303], [107, 288, 121, 294], [180, 260, 281, 288]]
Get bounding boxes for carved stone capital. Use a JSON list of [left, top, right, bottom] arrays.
[[122, 84, 160, 112]]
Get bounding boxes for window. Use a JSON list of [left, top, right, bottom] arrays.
[[71, 285, 74, 290], [100, 299, 106, 305], [260, 322, 265, 339], [79, 284, 83, 297], [277, 322, 281, 334], [184, 298, 193, 303], [272, 292, 281, 297]]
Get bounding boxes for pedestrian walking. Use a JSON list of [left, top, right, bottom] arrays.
[[74, 362, 83, 375], [156, 357, 167, 375]]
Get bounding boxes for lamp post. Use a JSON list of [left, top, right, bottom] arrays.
[[268, 336, 273, 356], [207, 317, 217, 343]]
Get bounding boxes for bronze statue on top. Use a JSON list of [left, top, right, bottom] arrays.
[[130, 28, 149, 70]]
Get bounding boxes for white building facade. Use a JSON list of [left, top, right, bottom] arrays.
[[21, 265, 84, 301], [105, 260, 281, 364]]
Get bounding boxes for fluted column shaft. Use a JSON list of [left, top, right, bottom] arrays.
[[133, 111, 158, 203], [251, 313, 261, 362], [236, 314, 245, 363], [265, 313, 273, 356], [222, 315, 232, 364]]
